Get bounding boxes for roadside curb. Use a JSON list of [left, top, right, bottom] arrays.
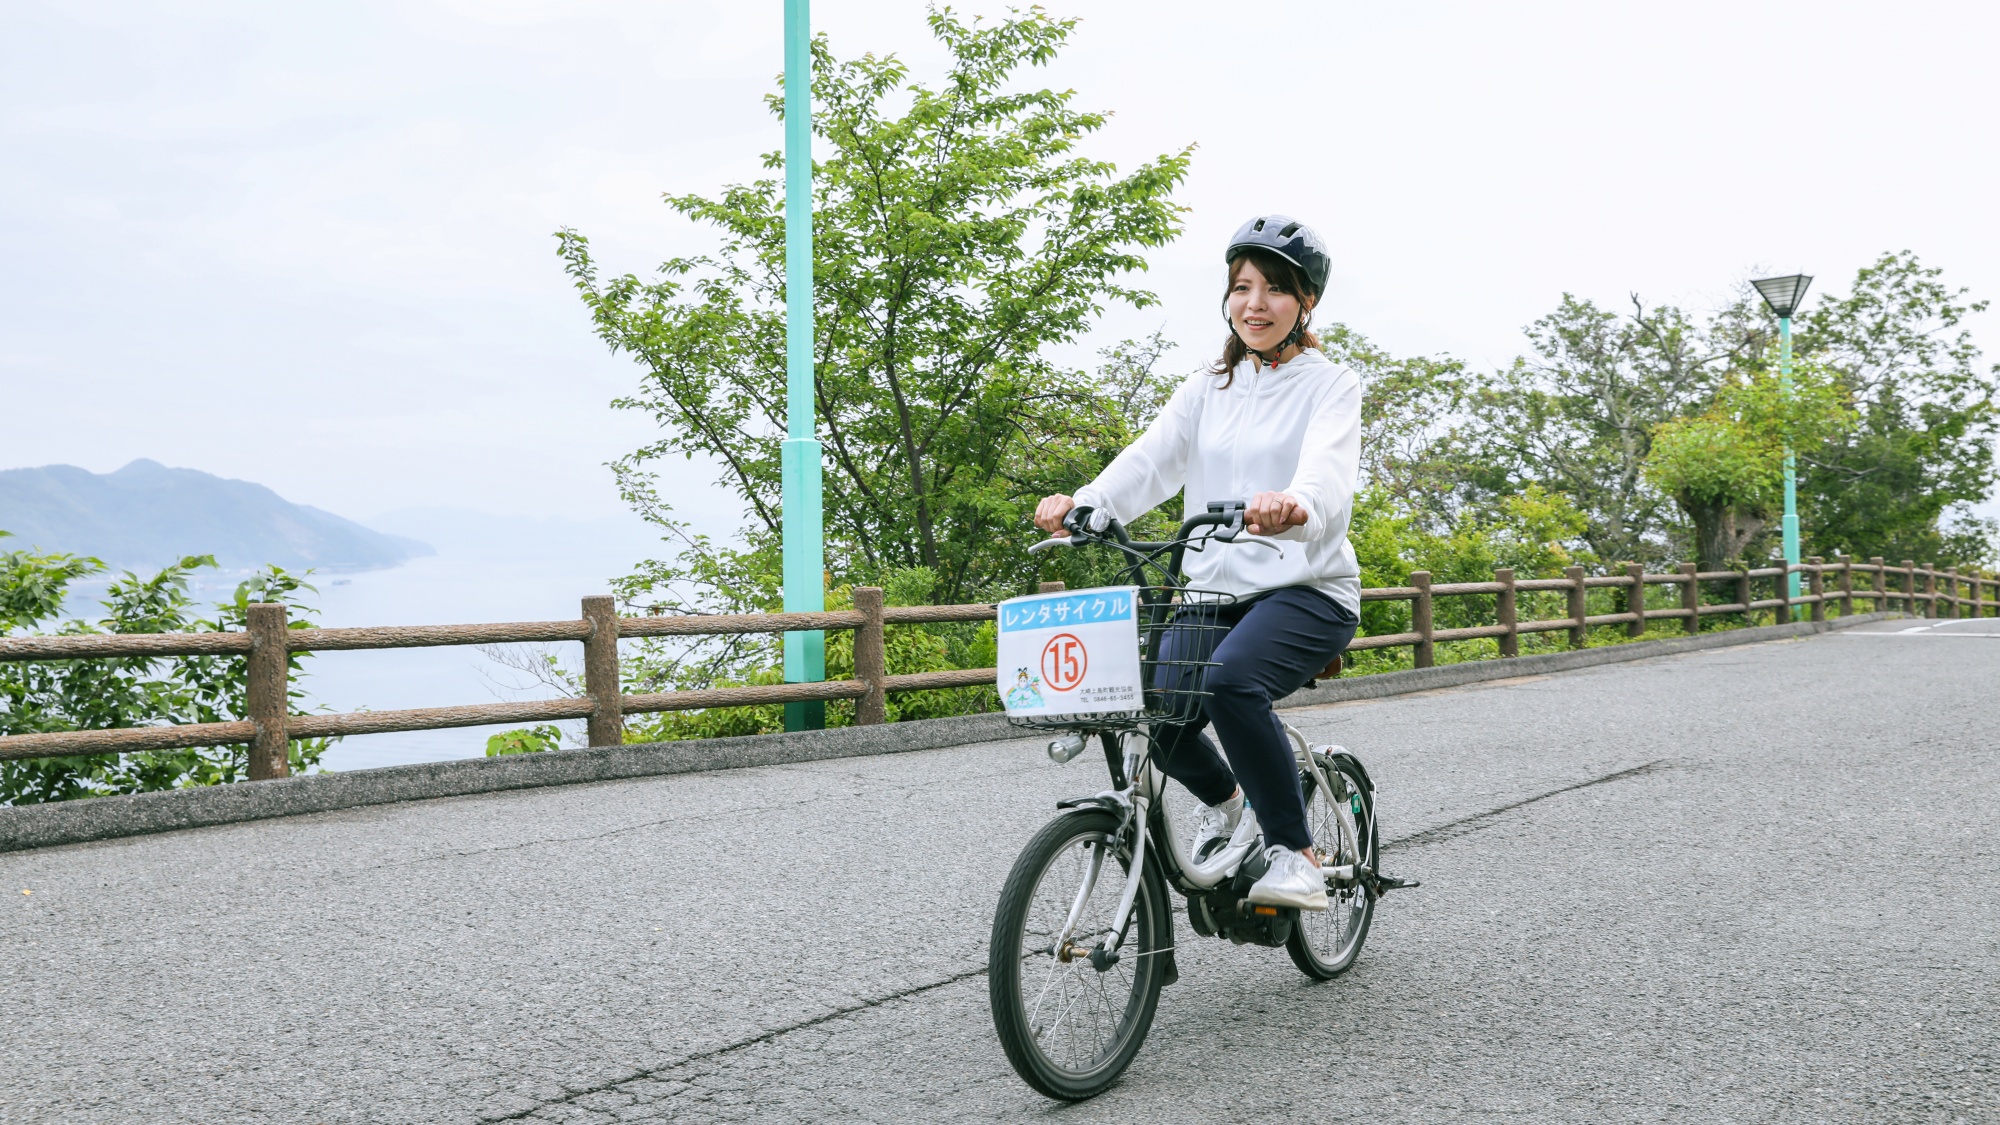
[[0, 611, 1900, 852]]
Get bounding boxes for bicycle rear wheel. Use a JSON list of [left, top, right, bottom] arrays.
[[1287, 751, 1377, 979], [988, 808, 1168, 1101]]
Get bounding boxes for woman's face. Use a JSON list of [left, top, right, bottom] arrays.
[[1227, 258, 1310, 355]]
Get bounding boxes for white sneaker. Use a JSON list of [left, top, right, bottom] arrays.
[[1247, 845, 1330, 912], [1190, 792, 1244, 858]]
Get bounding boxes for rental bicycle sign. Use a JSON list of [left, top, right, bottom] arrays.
[[996, 586, 1144, 716]]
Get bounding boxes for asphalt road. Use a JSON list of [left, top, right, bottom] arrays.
[[5, 619, 1997, 1124]]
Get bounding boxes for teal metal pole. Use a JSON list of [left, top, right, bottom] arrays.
[[781, 0, 825, 730], [1780, 315, 1801, 616]]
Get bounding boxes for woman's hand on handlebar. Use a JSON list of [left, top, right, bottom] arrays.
[[1034, 494, 1076, 535], [1245, 491, 1308, 536]]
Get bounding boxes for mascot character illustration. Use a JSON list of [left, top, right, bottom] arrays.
[[1005, 668, 1046, 710]]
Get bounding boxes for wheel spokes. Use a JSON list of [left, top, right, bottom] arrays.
[[1298, 763, 1370, 964], [1015, 832, 1140, 1073]]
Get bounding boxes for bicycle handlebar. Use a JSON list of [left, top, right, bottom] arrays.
[[1027, 500, 1281, 576]]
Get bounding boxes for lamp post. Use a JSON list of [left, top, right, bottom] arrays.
[[1751, 273, 1813, 619], [781, 0, 825, 730]]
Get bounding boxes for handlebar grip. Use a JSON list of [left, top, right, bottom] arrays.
[[1062, 505, 1102, 534]]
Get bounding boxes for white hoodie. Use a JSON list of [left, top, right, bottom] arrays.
[[1073, 348, 1362, 612]]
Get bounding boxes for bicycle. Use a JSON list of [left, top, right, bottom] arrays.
[[986, 500, 1417, 1101]]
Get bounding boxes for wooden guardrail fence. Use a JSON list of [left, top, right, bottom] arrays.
[[1, 555, 1991, 777]]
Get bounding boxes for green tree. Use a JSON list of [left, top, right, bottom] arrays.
[[1321, 323, 1472, 528], [0, 539, 337, 805], [557, 7, 1190, 614], [1459, 295, 1762, 565], [1644, 357, 1854, 570], [1791, 251, 1999, 567]]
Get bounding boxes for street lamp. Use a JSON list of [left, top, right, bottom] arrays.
[[1751, 273, 1813, 619], [781, 0, 825, 730]]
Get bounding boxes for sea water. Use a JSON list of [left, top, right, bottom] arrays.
[[303, 508, 665, 771]]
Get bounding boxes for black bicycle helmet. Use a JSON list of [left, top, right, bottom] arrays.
[[1224, 214, 1330, 299]]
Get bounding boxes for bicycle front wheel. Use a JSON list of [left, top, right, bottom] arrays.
[[988, 808, 1168, 1101]]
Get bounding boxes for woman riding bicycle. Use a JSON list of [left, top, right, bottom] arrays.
[[1034, 214, 1361, 913]]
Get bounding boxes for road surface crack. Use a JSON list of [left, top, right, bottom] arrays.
[[480, 964, 991, 1121], [1387, 759, 1671, 852]]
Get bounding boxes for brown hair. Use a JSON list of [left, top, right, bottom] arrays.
[[1211, 247, 1320, 387]]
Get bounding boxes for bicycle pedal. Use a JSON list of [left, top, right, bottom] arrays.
[[1361, 869, 1422, 897]]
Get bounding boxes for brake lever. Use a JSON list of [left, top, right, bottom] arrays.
[[1201, 525, 1283, 556], [1028, 536, 1080, 555]]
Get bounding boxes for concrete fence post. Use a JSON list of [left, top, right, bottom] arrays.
[[582, 595, 624, 748], [1680, 563, 1700, 634], [1837, 554, 1854, 617], [1946, 567, 1960, 619], [1871, 557, 1887, 612], [246, 602, 290, 780], [1496, 567, 1518, 657], [1625, 563, 1647, 639], [1566, 565, 1587, 649], [1903, 561, 1917, 616], [1736, 567, 1752, 626], [1923, 563, 1937, 618], [853, 586, 887, 726], [1411, 571, 1434, 669], [1038, 581, 1066, 594], [1808, 556, 1825, 625]]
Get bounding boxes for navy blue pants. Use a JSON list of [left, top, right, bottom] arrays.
[[1151, 586, 1358, 852]]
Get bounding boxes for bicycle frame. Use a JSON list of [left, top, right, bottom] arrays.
[[1030, 500, 1356, 962]]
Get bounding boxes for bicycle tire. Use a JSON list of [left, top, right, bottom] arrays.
[[988, 808, 1169, 1100], [1286, 752, 1377, 979]]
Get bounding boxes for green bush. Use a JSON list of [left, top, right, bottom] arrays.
[[1, 533, 337, 805], [485, 725, 562, 756], [1343, 484, 1596, 675]]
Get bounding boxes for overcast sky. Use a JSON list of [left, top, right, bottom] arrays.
[[4, 0, 1997, 532]]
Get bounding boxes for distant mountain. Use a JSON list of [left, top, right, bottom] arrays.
[[0, 460, 434, 572]]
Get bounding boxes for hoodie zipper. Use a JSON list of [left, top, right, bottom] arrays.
[[1222, 360, 1262, 591]]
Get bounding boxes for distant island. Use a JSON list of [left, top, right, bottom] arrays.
[[0, 460, 433, 572]]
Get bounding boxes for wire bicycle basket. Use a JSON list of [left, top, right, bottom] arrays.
[[1135, 587, 1235, 725]]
